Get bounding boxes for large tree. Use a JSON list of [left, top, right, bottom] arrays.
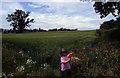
[[93, 2, 120, 40], [93, 2, 120, 18], [6, 9, 34, 33]]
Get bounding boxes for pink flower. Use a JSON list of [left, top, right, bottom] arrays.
[[91, 48, 95, 50], [82, 56, 84, 58], [82, 48, 85, 50], [93, 50, 96, 52], [73, 49, 77, 50], [72, 52, 76, 55], [72, 52, 75, 54], [79, 59, 83, 61], [68, 54, 73, 58], [77, 55, 81, 57], [79, 52, 84, 54], [91, 48, 96, 52]]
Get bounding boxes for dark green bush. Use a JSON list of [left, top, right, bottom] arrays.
[[96, 28, 120, 41]]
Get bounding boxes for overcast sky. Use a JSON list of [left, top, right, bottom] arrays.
[[1, 1, 115, 30]]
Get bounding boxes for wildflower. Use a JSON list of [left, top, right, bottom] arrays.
[[73, 49, 77, 51], [76, 63, 80, 65], [68, 54, 73, 58], [79, 52, 84, 54], [91, 48, 96, 52], [91, 48, 95, 50], [72, 52, 76, 55], [79, 59, 83, 61], [93, 50, 96, 52], [82, 48, 85, 50], [92, 50, 96, 52], [82, 56, 84, 58], [72, 52, 75, 54], [77, 55, 80, 57], [82, 53, 84, 54]]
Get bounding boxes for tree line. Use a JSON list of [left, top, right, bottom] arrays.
[[3, 9, 78, 33], [1, 28, 78, 33], [4, 1, 120, 34]]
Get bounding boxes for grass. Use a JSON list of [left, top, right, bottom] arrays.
[[2, 30, 119, 77], [2, 30, 96, 51]]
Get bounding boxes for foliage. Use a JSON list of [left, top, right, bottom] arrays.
[[96, 16, 120, 41], [93, 2, 120, 18], [2, 31, 95, 77], [2, 31, 120, 77], [100, 17, 120, 29], [96, 28, 120, 41], [93, 2, 120, 41], [6, 9, 34, 33], [100, 19, 116, 29], [93, 3, 120, 76], [2, 28, 77, 33], [68, 47, 97, 77], [68, 41, 120, 77]]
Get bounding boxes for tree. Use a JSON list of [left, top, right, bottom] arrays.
[[100, 19, 116, 29], [6, 9, 34, 33], [93, 2, 120, 18], [93, 2, 120, 40]]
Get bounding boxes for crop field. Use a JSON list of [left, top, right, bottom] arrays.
[[2, 30, 96, 49], [2, 30, 119, 77]]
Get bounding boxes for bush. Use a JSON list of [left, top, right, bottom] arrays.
[[96, 28, 120, 41]]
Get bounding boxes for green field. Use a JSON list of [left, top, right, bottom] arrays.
[[2, 30, 119, 77], [3, 30, 96, 51]]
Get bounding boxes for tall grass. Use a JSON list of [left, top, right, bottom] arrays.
[[2, 30, 119, 77]]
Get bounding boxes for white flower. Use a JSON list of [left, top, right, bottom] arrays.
[[16, 66, 25, 72]]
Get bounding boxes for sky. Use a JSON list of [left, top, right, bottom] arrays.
[[0, 1, 115, 30]]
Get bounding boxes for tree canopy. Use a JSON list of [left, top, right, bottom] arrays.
[[6, 9, 34, 33], [93, 2, 120, 18], [94, 2, 120, 40]]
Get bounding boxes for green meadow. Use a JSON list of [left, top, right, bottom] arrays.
[[2, 30, 96, 51]]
